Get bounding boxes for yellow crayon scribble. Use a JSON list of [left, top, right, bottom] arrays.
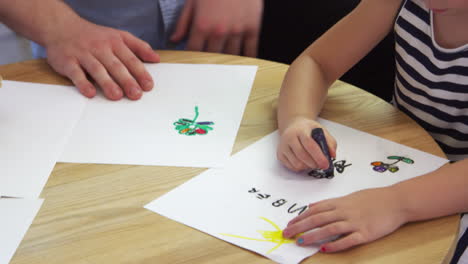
[[220, 217, 294, 254]]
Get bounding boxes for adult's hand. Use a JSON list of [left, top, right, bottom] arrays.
[[45, 19, 160, 100], [171, 0, 263, 57]]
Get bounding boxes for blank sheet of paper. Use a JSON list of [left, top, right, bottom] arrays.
[[60, 63, 257, 168], [145, 119, 448, 264], [0, 81, 87, 198], [0, 198, 43, 264]]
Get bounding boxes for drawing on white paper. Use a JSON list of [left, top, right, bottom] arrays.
[[371, 156, 414, 173], [145, 120, 449, 264], [308, 159, 352, 178], [220, 217, 295, 253], [173, 106, 215, 136]]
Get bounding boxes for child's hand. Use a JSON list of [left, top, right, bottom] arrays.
[[277, 117, 337, 172], [282, 187, 406, 252]]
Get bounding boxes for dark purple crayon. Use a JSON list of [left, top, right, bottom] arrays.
[[311, 128, 334, 178]]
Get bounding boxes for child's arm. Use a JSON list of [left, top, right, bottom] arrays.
[[396, 160, 468, 222], [277, 0, 403, 172], [282, 159, 468, 252]]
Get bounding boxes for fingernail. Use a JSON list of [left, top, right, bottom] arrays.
[[112, 88, 123, 98], [143, 80, 153, 90], [282, 230, 289, 237], [297, 238, 304, 245], [320, 246, 327, 252], [131, 87, 142, 97], [84, 87, 95, 98]]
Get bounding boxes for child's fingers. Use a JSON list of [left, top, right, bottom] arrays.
[[323, 130, 338, 158], [286, 209, 313, 227], [287, 201, 335, 226], [320, 232, 365, 253], [299, 131, 328, 169], [290, 136, 317, 169], [284, 211, 342, 239], [297, 221, 352, 246], [278, 153, 296, 172], [282, 143, 308, 172]]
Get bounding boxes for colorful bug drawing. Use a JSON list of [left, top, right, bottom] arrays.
[[173, 106, 214, 136], [220, 217, 294, 253], [371, 156, 414, 173]]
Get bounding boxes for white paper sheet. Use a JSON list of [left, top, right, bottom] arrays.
[[145, 119, 449, 264], [60, 63, 257, 168], [0, 198, 43, 264], [0, 81, 87, 198]]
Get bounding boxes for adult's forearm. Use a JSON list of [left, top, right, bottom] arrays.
[[0, 0, 82, 46], [393, 159, 468, 223]]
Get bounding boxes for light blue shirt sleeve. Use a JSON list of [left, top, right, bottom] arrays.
[[32, 0, 186, 58]]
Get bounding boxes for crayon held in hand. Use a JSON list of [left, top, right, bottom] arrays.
[[311, 128, 334, 178]]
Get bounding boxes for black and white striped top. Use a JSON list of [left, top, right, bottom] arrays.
[[394, 0, 468, 162], [394, 1, 468, 263]]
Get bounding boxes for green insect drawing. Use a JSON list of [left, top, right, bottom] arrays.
[[173, 106, 214, 136], [220, 217, 294, 253]]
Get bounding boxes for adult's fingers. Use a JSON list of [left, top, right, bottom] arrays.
[[186, 26, 207, 51], [205, 29, 227, 53], [242, 30, 259, 57], [170, 0, 194, 43], [60, 58, 96, 98], [113, 42, 153, 92], [95, 49, 142, 100], [122, 32, 160, 63], [79, 53, 123, 100], [223, 32, 242, 55]]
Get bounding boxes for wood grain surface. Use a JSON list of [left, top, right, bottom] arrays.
[[0, 50, 459, 264]]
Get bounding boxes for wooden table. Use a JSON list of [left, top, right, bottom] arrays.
[[1, 51, 459, 264]]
